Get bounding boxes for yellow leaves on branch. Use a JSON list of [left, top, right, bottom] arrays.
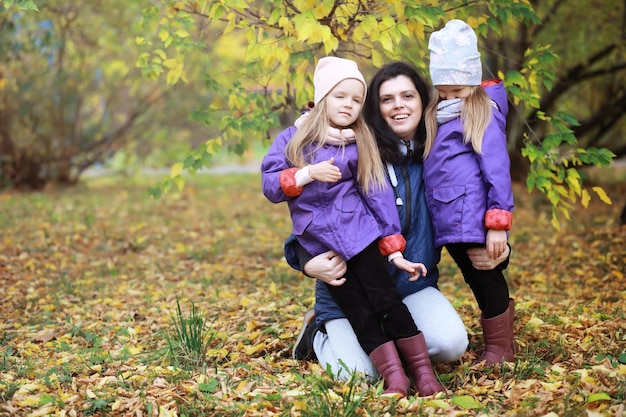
[[293, 11, 338, 54]]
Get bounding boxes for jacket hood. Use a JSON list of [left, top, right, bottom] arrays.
[[481, 79, 508, 117]]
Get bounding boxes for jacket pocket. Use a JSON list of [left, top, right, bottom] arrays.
[[333, 193, 373, 243], [432, 186, 465, 238]]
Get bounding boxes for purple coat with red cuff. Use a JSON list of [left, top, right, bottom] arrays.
[[261, 126, 405, 260], [423, 80, 513, 248]]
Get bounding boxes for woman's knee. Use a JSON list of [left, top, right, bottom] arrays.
[[426, 329, 468, 362], [313, 319, 378, 380]]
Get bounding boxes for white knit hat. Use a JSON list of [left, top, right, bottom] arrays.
[[428, 19, 482, 86], [313, 57, 367, 105]]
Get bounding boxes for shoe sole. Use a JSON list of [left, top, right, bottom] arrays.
[[292, 309, 315, 360]]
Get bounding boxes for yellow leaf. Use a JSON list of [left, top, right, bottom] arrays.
[[292, 398, 307, 410], [581, 189, 591, 207], [526, 316, 544, 329], [29, 405, 55, 417], [451, 395, 482, 409], [163, 58, 178, 69], [127, 346, 143, 355], [16, 394, 42, 407], [111, 399, 122, 411], [170, 163, 183, 178], [158, 405, 176, 417], [372, 49, 384, 67], [540, 381, 562, 391], [270, 282, 277, 296], [425, 399, 451, 409], [592, 186, 612, 204], [240, 297, 253, 306], [550, 215, 561, 231], [243, 342, 266, 354]]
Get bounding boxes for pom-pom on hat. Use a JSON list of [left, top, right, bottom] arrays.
[[313, 56, 367, 105], [428, 19, 482, 86]]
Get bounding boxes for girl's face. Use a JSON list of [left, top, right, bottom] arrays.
[[326, 79, 365, 128], [378, 75, 423, 141], [435, 85, 472, 100]]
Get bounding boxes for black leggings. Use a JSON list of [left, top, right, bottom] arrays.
[[445, 243, 510, 318], [325, 242, 418, 354]]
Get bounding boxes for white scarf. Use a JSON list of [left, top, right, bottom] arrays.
[[436, 98, 463, 124], [294, 112, 356, 145]]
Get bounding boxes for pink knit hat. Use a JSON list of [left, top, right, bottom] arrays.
[[313, 57, 367, 105]]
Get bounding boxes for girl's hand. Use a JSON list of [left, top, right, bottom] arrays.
[[309, 157, 341, 183], [486, 229, 507, 259], [392, 257, 428, 281]]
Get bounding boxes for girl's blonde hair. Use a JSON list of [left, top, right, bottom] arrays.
[[285, 99, 387, 194], [424, 86, 492, 156]]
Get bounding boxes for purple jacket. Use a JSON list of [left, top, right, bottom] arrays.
[[423, 80, 513, 247], [261, 126, 402, 260]]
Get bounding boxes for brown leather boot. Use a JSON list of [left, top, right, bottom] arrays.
[[395, 333, 446, 397], [477, 302, 515, 365], [369, 341, 410, 397]]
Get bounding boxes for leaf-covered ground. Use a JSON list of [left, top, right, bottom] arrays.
[[1, 168, 624, 417]]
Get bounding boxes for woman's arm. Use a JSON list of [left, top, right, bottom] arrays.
[[285, 235, 347, 286]]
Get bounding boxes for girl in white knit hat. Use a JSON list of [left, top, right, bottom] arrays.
[[262, 56, 445, 397], [424, 20, 516, 366]]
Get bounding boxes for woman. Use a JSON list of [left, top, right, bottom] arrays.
[[286, 62, 510, 384], [262, 57, 442, 396]]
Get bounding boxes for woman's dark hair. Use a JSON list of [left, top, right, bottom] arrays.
[[364, 61, 431, 164]]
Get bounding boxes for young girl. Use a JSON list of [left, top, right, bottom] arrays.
[[423, 20, 516, 366], [262, 57, 445, 397]]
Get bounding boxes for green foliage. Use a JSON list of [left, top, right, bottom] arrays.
[[507, 50, 616, 229], [139, 0, 615, 230], [161, 299, 219, 371], [296, 373, 391, 417], [2, 0, 38, 11], [141, 1, 539, 192]]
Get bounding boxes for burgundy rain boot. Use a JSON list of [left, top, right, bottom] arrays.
[[368, 341, 410, 397], [395, 333, 446, 397], [477, 303, 515, 366], [508, 298, 518, 355]]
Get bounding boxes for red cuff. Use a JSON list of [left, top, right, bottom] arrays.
[[279, 167, 303, 197], [378, 234, 406, 257], [485, 209, 513, 231]]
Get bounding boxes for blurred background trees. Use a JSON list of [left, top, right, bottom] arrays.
[[1, 0, 624, 224], [0, 0, 209, 188]]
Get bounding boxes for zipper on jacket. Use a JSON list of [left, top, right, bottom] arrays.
[[401, 163, 412, 236]]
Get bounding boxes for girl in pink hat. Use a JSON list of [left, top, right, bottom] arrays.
[[262, 56, 445, 397]]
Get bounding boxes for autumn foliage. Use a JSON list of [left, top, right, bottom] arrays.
[[0, 169, 624, 416]]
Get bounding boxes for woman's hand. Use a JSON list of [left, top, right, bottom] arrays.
[[467, 243, 510, 270], [303, 250, 347, 286]]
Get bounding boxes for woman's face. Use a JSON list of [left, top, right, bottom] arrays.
[[378, 75, 423, 141]]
